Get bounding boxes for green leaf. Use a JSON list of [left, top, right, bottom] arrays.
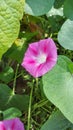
[[41, 110, 73, 130], [43, 55, 73, 123], [54, 0, 65, 9], [25, 0, 55, 16], [68, 63, 73, 74], [57, 55, 72, 71], [0, 84, 29, 111], [0, 66, 14, 83], [3, 107, 22, 120], [4, 31, 37, 63], [4, 39, 28, 63], [64, 0, 73, 20], [58, 19, 73, 50], [0, 0, 24, 59]]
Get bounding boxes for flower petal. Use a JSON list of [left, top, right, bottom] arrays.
[[0, 118, 24, 130], [21, 38, 57, 77], [0, 122, 6, 130], [27, 42, 38, 57]]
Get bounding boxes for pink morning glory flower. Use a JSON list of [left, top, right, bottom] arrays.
[[21, 38, 57, 77], [0, 118, 24, 130]]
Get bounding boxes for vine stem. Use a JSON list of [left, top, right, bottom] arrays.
[[27, 78, 39, 130], [27, 79, 34, 130], [12, 64, 19, 94], [36, 78, 38, 88]]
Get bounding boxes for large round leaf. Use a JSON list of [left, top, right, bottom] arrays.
[[64, 0, 73, 20], [43, 55, 73, 123], [25, 0, 55, 16], [58, 19, 73, 50], [0, 0, 24, 59]]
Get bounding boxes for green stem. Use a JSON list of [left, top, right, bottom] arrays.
[[36, 78, 38, 89], [27, 79, 34, 130], [11, 73, 22, 82], [12, 64, 19, 94], [27, 78, 39, 130]]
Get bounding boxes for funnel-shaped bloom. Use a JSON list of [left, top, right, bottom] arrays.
[[22, 38, 57, 77], [0, 118, 24, 130]]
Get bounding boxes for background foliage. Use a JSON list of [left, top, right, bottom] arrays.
[[0, 0, 73, 130]]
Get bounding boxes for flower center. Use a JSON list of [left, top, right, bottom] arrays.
[[37, 54, 46, 64]]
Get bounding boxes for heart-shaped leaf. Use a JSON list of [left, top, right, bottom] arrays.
[[43, 55, 73, 123], [25, 0, 55, 16], [0, 84, 29, 111], [58, 19, 73, 50], [41, 110, 73, 130], [0, 0, 24, 59]]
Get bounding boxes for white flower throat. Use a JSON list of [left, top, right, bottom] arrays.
[[37, 53, 46, 64]]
